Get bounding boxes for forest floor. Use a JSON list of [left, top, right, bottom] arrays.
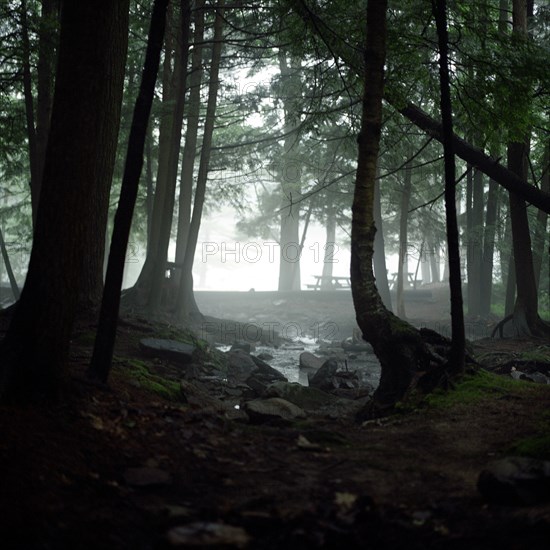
[[1, 308, 550, 549]]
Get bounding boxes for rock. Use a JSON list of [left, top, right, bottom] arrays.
[[477, 456, 550, 505], [299, 351, 324, 372], [230, 341, 254, 353], [246, 374, 270, 395], [308, 359, 339, 391], [166, 522, 250, 548], [264, 381, 336, 410], [249, 354, 287, 382], [341, 341, 374, 353], [257, 352, 274, 361], [519, 371, 549, 384], [123, 467, 172, 488], [281, 344, 305, 351], [139, 338, 196, 364], [244, 397, 306, 423], [226, 349, 258, 385], [180, 380, 245, 419]]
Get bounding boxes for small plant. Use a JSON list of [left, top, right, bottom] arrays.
[[423, 369, 533, 409], [113, 358, 182, 401]]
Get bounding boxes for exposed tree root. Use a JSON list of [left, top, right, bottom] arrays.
[[491, 313, 550, 339], [356, 326, 479, 422]]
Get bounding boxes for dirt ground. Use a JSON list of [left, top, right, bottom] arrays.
[[1, 308, 550, 549]]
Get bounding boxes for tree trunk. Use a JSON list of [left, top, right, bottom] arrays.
[[34, 0, 58, 222], [373, 175, 392, 310], [532, 143, 549, 288], [0, 226, 20, 300], [174, 0, 205, 271], [320, 205, 336, 290], [147, 1, 192, 313], [428, 236, 441, 283], [396, 160, 412, 318], [479, 179, 499, 316], [20, 0, 38, 224], [467, 166, 484, 316], [0, 0, 129, 403], [176, 0, 225, 321], [351, 0, 429, 417], [503, 0, 549, 337], [131, 4, 177, 301], [277, 52, 302, 291], [89, 0, 169, 383], [145, 128, 154, 254], [433, 0, 465, 372]]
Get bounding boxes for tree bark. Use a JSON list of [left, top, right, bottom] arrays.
[[277, 52, 302, 291], [0, 0, 129, 403], [20, 0, 38, 223], [175, 0, 205, 271], [532, 143, 549, 288], [467, 166, 484, 316], [176, 0, 225, 320], [373, 173, 392, 310], [396, 160, 412, 318], [479, 179, 499, 316], [131, 3, 178, 302], [433, 0, 465, 372], [351, 0, 429, 417], [502, 0, 549, 337], [34, 0, 58, 222], [147, 0, 192, 313], [320, 205, 336, 290], [89, 0, 169, 383], [0, 226, 20, 300]]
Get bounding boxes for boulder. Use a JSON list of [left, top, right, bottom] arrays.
[[249, 354, 287, 382], [226, 349, 258, 385], [230, 341, 254, 353], [299, 352, 324, 372], [265, 381, 336, 410], [244, 397, 306, 423], [139, 338, 196, 364], [477, 456, 550, 505], [308, 359, 339, 391]]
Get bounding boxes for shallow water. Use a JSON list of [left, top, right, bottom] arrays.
[[220, 336, 381, 388]]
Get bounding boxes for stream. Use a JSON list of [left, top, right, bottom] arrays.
[[219, 336, 382, 390]]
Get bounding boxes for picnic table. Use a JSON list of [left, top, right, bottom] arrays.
[[389, 272, 421, 290], [307, 275, 352, 290]]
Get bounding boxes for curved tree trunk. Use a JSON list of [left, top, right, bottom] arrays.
[[351, 0, 468, 419], [351, 0, 428, 417]]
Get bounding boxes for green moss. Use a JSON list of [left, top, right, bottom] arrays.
[[424, 369, 536, 409], [114, 358, 182, 401], [518, 348, 550, 363], [510, 434, 550, 460]]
